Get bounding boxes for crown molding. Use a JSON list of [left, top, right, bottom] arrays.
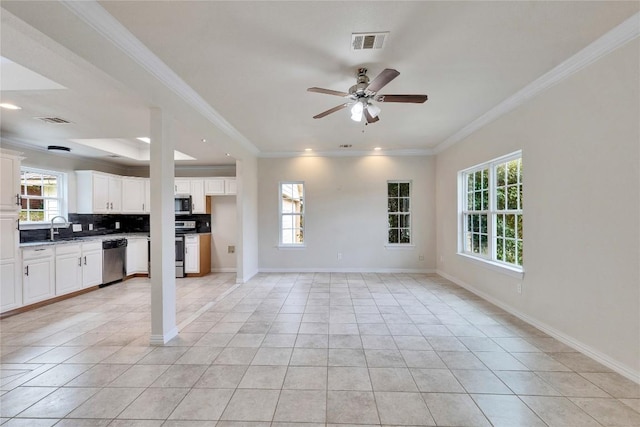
[[60, 1, 259, 156], [259, 148, 433, 159], [434, 11, 640, 154]]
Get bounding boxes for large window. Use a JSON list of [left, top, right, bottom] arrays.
[[460, 152, 522, 269], [388, 181, 411, 244], [280, 182, 304, 245], [19, 167, 66, 223]]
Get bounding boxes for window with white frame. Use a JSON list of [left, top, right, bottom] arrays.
[[387, 181, 411, 244], [460, 152, 523, 268], [279, 182, 304, 245], [19, 167, 66, 223]]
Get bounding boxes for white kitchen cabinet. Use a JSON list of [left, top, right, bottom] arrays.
[[0, 214, 21, 312], [204, 177, 236, 196], [184, 235, 200, 273], [190, 180, 206, 213], [0, 150, 22, 212], [126, 237, 148, 275], [55, 244, 83, 296], [76, 171, 123, 214], [204, 178, 225, 195], [144, 180, 151, 213], [122, 177, 148, 213], [81, 241, 103, 288], [224, 178, 237, 195], [184, 234, 211, 276], [174, 179, 191, 194], [22, 247, 55, 305]]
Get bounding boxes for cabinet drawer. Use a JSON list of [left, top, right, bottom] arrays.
[[185, 235, 198, 243], [82, 241, 102, 252], [23, 247, 54, 260], [55, 243, 82, 255]]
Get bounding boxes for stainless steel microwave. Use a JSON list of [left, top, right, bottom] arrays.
[[174, 195, 192, 215]]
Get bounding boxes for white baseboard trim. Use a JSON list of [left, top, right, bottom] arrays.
[[211, 268, 237, 273], [149, 327, 178, 345], [236, 268, 259, 284], [259, 267, 436, 274], [437, 269, 640, 384]]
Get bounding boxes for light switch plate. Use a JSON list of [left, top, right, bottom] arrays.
[[72, 224, 82, 232]]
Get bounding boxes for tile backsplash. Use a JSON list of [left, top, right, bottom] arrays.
[[20, 213, 212, 243]]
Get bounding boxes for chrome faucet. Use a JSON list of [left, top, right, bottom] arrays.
[[50, 215, 68, 241]]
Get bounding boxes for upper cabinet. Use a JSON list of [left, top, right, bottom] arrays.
[[0, 150, 23, 212], [174, 179, 191, 194], [204, 177, 236, 196], [76, 171, 123, 214], [122, 177, 150, 214]]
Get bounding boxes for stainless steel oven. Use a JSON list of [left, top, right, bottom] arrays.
[[149, 221, 196, 278]]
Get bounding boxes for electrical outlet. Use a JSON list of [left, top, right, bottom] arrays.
[[439, 255, 444, 263], [337, 252, 342, 260], [88, 224, 94, 231], [516, 283, 522, 294], [115, 221, 120, 229], [228, 246, 235, 254], [72, 224, 82, 232]]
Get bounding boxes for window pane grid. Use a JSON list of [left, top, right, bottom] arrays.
[[388, 181, 411, 244], [19, 168, 64, 223], [461, 154, 523, 268], [280, 182, 304, 245]]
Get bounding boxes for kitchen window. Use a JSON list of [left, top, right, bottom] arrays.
[[459, 151, 523, 272], [19, 167, 67, 223], [387, 181, 411, 245], [279, 182, 304, 246]]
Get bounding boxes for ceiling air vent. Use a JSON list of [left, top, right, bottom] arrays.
[[35, 116, 71, 124], [339, 144, 352, 149], [351, 32, 388, 51]]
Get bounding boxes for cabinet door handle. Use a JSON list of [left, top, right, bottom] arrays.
[[35, 248, 46, 251], [16, 219, 19, 230], [16, 194, 21, 206], [79, 257, 82, 267], [106, 202, 109, 209], [84, 256, 87, 265], [24, 266, 29, 276], [110, 202, 113, 210], [142, 203, 145, 211]]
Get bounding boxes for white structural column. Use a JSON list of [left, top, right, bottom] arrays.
[[149, 108, 178, 344]]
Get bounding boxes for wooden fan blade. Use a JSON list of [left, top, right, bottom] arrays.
[[364, 109, 380, 124], [375, 94, 428, 103], [313, 103, 348, 119], [365, 68, 400, 94], [307, 87, 349, 97]]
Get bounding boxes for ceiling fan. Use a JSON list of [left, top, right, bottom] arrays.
[[308, 67, 427, 123]]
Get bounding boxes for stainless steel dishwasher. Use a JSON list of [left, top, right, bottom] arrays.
[[102, 238, 127, 286]]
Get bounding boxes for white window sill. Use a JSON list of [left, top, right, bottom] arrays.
[[277, 244, 306, 250], [457, 252, 524, 279], [385, 244, 415, 250]]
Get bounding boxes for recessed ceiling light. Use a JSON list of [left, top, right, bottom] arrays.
[[374, 147, 382, 151], [225, 153, 231, 157], [201, 138, 207, 143], [305, 148, 313, 152], [0, 103, 21, 110], [137, 137, 151, 144]]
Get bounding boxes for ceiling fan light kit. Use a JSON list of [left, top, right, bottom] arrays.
[[308, 67, 427, 124]]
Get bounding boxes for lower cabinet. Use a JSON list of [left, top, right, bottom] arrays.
[[1, 214, 21, 312], [126, 237, 148, 275], [185, 234, 211, 276], [22, 247, 55, 305], [82, 242, 103, 287], [55, 244, 83, 295]]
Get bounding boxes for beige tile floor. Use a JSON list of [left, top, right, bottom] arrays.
[[0, 272, 638, 426]]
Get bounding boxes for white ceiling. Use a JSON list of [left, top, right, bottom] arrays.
[[1, 1, 638, 166]]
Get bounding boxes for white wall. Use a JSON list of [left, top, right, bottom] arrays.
[[211, 196, 237, 271], [435, 40, 639, 380], [258, 155, 436, 272]]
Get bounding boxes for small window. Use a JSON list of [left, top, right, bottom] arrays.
[[387, 181, 411, 244], [279, 182, 304, 245], [19, 167, 66, 223], [460, 152, 523, 269]]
